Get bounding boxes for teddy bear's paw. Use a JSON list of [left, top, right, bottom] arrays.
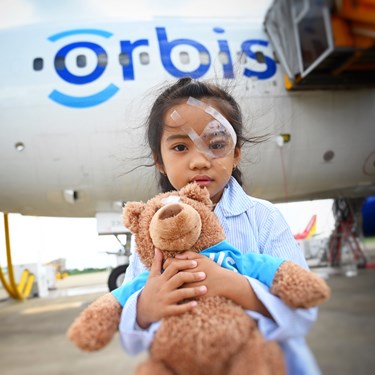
[[67, 293, 122, 351], [271, 261, 331, 308]]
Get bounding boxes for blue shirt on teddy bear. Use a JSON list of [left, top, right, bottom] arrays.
[[111, 239, 284, 307]]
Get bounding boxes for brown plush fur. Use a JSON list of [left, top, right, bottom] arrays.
[[271, 261, 330, 308], [147, 296, 285, 375], [67, 183, 330, 375], [68, 293, 122, 351], [123, 183, 225, 268]]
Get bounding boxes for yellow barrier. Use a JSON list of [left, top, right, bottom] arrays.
[[17, 269, 35, 299], [0, 213, 35, 300], [22, 272, 35, 298]]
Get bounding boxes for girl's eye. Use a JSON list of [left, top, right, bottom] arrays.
[[209, 138, 228, 150], [173, 144, 188, 152], [210, 141, 226, 150]]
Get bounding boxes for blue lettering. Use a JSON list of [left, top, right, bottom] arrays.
[[47, 27, 277, 108], [213, 27, 234, 79], [54, 42, 107, 84], [241, 40, 276, 79], [207, 252, 238, 273], [120, 39, 149, 80], [156, 27, 210, 79]]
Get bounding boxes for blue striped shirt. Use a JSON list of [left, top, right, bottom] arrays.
[[214, 177, 308, 267], [119, 177, 321, 375]]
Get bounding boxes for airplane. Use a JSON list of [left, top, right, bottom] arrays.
[[1, 0, 375, 294], [293, 214, 331, 266], [294, 215, 318, 241]]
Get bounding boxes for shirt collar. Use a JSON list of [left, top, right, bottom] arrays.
[[215, 176, 254, 217]]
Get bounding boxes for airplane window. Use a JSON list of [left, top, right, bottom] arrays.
[[323, 150, 335, 162], [139, 52, 150, 65], [76, 55, 86, 68], [255, 51, 266, 64], [199, 51, 210, 65], [236, 52, 247, 64], [33, 58, 43, 71], [219, 51, 229, 65], [180, 52, 190, 65], [98, 53, 107, 67], [55, 56, 65, 70], [119, 53, 130, 66]]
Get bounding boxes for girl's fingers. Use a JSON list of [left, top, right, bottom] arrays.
[[163, 253, 204, 268], [168, 285, 207, 305], [167, 270, 206, 291], [161, 259, 198, 280], [174, 251, 203, 260], [163, 301, 199, 317], [149, 248, 164, 277]]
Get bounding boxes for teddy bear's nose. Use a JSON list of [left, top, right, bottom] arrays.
[[150, 202, 202, 251], [157, 203, 183, 220]]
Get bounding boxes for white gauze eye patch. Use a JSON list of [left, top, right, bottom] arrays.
[[161, 196, 181, 205], [169, 97, 237, 159]]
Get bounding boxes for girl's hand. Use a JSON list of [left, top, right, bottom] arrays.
[[164, 252, 224, 297], [165, 251, 271, 318], [136, 248, 207, 329]]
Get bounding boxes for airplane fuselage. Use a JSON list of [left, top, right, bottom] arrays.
[[1, 16, 374, 217]]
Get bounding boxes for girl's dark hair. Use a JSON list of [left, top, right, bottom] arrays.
[[146, 77, 260, 193]]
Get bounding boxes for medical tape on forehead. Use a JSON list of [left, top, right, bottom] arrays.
[[170, 108, 215, 157], [170, 110, 184, 125], [186, 96, 237, 145]]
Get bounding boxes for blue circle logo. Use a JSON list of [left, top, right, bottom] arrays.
[[48, 29, 119, 108]]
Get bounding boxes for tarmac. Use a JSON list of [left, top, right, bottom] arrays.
[[1, 267, 375, 375]]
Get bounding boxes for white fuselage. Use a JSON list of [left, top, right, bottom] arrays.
[[0, 1, 374, 217]]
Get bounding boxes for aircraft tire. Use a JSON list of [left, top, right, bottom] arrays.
[[108, 264, 128, 291]]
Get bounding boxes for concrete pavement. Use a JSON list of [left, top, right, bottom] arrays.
[[1, 268, 374, 374]]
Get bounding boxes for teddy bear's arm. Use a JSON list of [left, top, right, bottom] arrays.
[[67, 293, 122, 351], [200, 241, 330, 308], [237, 252, 330, 308], [112, 242, 329, 312], [270, 261, 330, 308], [200, 240, 283, 288], [67, 272, 150, 352]]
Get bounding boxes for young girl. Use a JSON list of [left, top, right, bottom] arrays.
[[119, 78, 321, 375]]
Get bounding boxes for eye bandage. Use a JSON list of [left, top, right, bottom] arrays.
[[161, 196, 181, 205], [169, 97, 237, 159]]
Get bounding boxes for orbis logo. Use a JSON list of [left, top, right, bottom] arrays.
[[47, 27, 277, 109], [48, 29, 119, 108]]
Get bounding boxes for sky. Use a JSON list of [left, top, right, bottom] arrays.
[[0, 199, 335, 271], [0, 0, 274, 29]]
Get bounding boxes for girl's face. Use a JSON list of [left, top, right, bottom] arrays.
[[156, 98, 241, 204]]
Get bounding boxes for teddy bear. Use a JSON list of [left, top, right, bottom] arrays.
[[68, 183, 330, 375]]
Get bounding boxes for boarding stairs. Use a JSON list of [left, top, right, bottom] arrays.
[[264, 0, 375, 90]]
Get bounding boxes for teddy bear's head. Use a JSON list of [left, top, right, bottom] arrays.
[[123, 183, 225, 268]]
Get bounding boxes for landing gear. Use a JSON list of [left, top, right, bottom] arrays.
[[328, 198, 367, 274], [108, 264, 128, 291], [106, 233, 132, 292]]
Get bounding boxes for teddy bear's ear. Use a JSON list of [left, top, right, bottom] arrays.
[[123, 202, 145, 233], [180, 183, 212, 207]]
